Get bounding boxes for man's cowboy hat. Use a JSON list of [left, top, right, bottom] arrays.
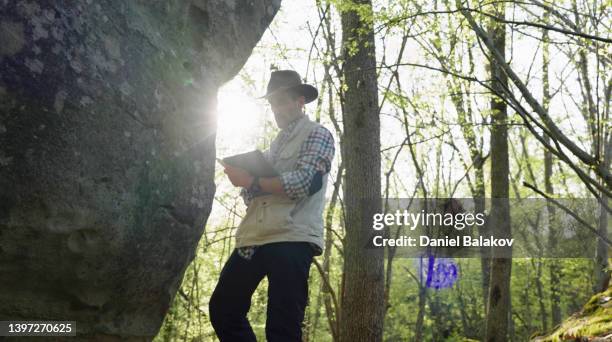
[[259, 70, 318, 104]]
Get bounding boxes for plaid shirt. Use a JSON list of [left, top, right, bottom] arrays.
[[237, 114, 335, 260]]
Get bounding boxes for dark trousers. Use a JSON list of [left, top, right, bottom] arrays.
[[209, 242, 314, 342]]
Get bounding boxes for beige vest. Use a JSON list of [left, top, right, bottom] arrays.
[[235, 115, 328, 254]]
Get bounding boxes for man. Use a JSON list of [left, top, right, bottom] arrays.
[[209, 70, 335, 341]]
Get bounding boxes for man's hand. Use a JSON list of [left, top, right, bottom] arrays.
[[221, 161, 288, 196], [223, 164, 255, 188]]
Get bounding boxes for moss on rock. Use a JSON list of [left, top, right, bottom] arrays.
[[532, 282, 612, 341]]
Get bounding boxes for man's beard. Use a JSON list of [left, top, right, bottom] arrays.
[[274, 111, 294, 128]]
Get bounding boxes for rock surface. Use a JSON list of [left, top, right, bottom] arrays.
[[0, 0, 279, 339], [531, 281, 612, 341]]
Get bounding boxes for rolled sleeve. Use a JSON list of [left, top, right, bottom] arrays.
[[280, 126, 335, 200]]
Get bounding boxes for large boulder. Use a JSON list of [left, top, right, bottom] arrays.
[[0, 0, 279, 339]]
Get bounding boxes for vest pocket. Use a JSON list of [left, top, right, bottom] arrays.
[[260, 197, 296, 237]]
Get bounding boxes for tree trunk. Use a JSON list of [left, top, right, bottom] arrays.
[[535, 259, 548, 332], [594, 138, 611, 293], [338, 0, 385, 340], [541, 8, 562, 327], [414, 281, 427, 342], [484, 2, 513, 341]]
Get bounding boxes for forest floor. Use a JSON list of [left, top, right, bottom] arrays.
[[532, 281, 612, 341]]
